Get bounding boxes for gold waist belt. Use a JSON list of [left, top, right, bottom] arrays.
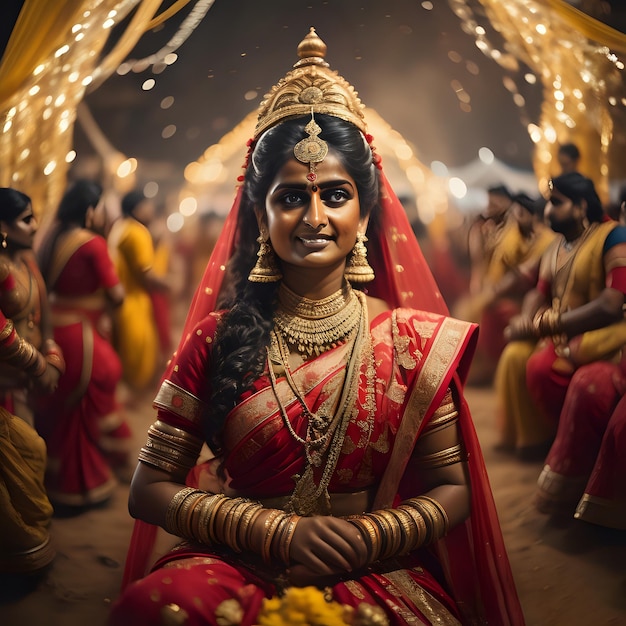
[[259, 487, 376, 517]]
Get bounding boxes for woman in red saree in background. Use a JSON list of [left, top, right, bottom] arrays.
[[0, 188, 64, 574], [35, 180, 132, 509], [494, 172, 626, 460], [110, 29, 524, 626]]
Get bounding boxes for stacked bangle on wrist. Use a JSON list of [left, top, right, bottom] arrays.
[[533, 307, 562, 337], [164, 488, 302, 565], [346, 495, 449, 563]]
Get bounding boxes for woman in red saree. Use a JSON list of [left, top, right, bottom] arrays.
[[110, 29, 524, 626], [35, 180, 132, 508]]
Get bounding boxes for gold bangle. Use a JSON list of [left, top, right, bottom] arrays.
[[243, 507, 264, 552], [237, 502, 263, 552], [387, 507, 417, 555], [165, 487, 198, 536], [185, 493, 208, 539], [401, 503, 428, 548], [375, 509, 401, 560], [417, 495, 450, 537], [280, 515, 301, 565], [208, 495, 230, 544], [364, 513, 387, 562], [0, 318, 14, 342], [262, 511, 286, 565]]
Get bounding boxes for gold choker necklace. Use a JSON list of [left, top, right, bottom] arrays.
[[273, 283, 362, 358]]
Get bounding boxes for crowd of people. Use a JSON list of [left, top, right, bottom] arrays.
[[455, 143, 626, 531], [0, 177, 176, 574], [1, 24, 624, 626]]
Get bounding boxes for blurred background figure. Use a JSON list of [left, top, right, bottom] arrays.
[[147, 201, 174, 370], [35, 179, 132, 510], [495, 172, 626, 461], [108, 190, 170, 395], [535, 190, 626, 529], [0, 187, 64, 575], [556, 142, 581, 175], [466, 184, 514, 298], [458, 192, 557, 386]]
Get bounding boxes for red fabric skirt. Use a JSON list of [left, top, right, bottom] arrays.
[[35, 318, 132, 506], [109, 544, 463, 626]]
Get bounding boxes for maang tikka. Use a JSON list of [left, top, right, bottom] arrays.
[[248, 234, 282, 283], [344, 232, 375, 283], [293, 110, 328, 183]]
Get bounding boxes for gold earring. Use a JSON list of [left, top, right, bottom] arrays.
[[344, 232, 374, 283], [248, 234, 282, 283], [1, 232, 7, 249]]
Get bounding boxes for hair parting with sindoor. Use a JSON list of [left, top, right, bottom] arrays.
[[202, 114, 379, 453]]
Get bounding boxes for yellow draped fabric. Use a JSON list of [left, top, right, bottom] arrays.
[[0, 407, 54, 569], [545, 0, 626, 55], [475, 0, 626, 201], [0, 0, 191, 225], [108, 216, 159, 390]]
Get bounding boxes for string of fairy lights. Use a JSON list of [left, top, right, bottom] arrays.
[[0, 0, 624, 229]]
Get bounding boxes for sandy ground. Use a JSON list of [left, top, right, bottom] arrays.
[[1, 383, 625, 626]]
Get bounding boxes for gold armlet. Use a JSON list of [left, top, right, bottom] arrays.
[[164, 489, 301, 564], [138, 420, 204, 480], [414, 443, 464, 470], [422, 389, 459, 437], [153, 379, 206, 425]]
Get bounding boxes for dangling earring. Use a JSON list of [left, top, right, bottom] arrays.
[[1, 232, 7, 249], [248, 234, 282, 283], [344, 232, 374, 283]]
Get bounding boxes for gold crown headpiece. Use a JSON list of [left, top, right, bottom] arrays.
[[254, 27, 367, 139]]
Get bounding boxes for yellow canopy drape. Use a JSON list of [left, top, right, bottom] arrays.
[[476, 0, 626, 202], [0, 0, 191, 224]]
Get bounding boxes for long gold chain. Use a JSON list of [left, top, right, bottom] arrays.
[[266, 290, 371, 515]]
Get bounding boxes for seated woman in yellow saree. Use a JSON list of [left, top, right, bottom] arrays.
[[110, 29, 524, 626], [0, 188, 64, 574]]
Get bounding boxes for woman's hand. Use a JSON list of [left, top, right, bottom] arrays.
[[504, 314, 537, 342], [32, 360, 61, 394], [286, 516, 368, 586]]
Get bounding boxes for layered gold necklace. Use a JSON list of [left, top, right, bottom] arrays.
[[273, 282, 362, 359], [267, 285, 374, 515]]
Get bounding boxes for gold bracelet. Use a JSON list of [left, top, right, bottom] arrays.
[[165, 487, 199, 536], [243, 507, 264, 552], [398, 503, 427, 549], [387, 507, 417, 555], [280, 515, 301, 565], [237, 503, 263, 552], [346, 516, 377, 562], [417, 495, 450, 537], [364, 513, 387, 562], [375, 509, 402, 561], [206, 495, 229, 544], [262, 511, 287, 565], [0, 318, 14, 342]]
